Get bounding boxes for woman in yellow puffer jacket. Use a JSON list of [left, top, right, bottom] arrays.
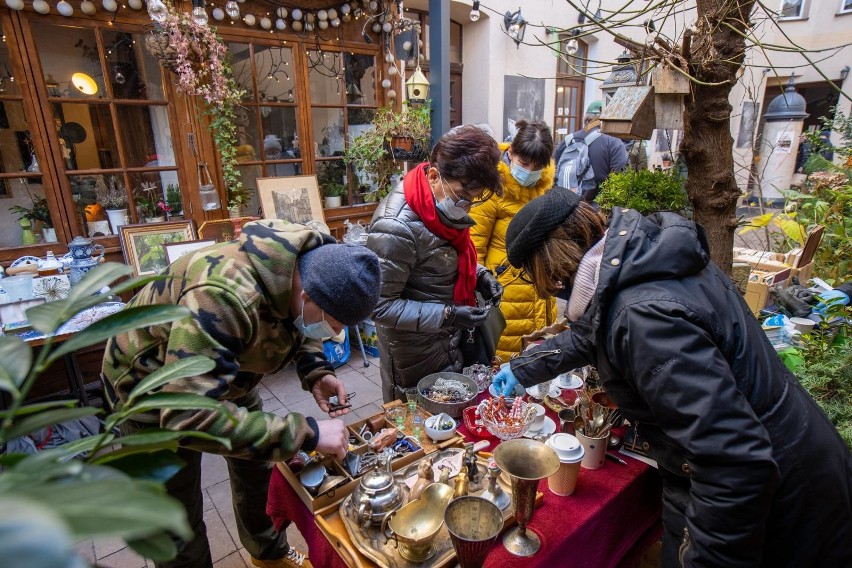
[[470, 120, 557, 362]]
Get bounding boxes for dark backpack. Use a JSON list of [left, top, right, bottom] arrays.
[[556, 130, 602, 196]]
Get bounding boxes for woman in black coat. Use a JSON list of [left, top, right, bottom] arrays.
[[492, 188, 852, 567]]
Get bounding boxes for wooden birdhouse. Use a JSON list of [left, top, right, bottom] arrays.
[[599, 85, 656, 140], [651, 66, 690, 130]]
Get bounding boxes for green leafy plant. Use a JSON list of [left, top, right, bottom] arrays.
[[344, 103, 431, 202], [9, 196, 52, 228], [166, 184, 183, 215], [796, 340, 852, 448], [597, 168, 689, 216], [0, 263, 235, 563], [135, 182, 170, 220]]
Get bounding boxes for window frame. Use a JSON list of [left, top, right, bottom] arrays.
[[778, 0, 808, 20]]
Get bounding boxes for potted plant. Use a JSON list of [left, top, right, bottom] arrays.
[[322, 182, 347, 208], [95, 174, 129, 234], [344, 103, 431, 202], [135, 182, 170, 222], [9, 196, 53, 244], [166, 184, 183, 219], [597, 168, 689, 217]]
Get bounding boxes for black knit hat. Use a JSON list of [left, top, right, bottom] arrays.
[[298, 243, 381, 326], [506, 187, 581, 268]]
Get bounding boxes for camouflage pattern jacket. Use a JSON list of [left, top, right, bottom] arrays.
[[102, 220, 335, 460]]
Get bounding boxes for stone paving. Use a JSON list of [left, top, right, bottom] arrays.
[[74, 351, 383, 568]]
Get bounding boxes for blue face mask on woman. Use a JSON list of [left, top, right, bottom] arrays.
[[510, 161, 543, 187], [435, 177, 471, 222]]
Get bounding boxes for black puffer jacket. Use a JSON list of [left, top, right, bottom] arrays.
[[366, 183, 471, 401], [510, 209, 852, 567]]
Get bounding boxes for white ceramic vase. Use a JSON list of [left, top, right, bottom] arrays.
[[42, 227, 58, 243], [106, 208, 129, 234], [324, 196, 342, 208]]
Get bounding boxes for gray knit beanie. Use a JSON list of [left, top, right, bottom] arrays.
[[298, 243, 381, 326]]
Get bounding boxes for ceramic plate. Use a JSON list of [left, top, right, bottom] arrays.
[[489, 382, 525, 398], [10, 255, 42, 268], [526, 382, 562, 399], [555, 372, 584, 390], [523, 416, 556, 438], [57, 301, 125, 334]]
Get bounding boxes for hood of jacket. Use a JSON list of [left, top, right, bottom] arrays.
[[239, 219, 335, 318], [497, 142, 555, 200]]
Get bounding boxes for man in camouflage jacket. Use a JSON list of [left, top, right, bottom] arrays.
[[102, 220, 380, 568]]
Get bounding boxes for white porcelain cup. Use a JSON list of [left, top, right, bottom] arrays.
[[789, 317, 816, 335], [526, 403, 546, 431]]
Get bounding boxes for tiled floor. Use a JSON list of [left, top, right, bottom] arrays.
[[75, 351, 383, 568]]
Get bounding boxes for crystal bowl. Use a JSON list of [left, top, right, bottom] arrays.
[[478, 399, 537, 441]]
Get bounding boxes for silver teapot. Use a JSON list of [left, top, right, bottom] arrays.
[[351, 450, 404, 530]]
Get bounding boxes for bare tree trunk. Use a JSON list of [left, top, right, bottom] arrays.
[[680, 0, 756, 275]]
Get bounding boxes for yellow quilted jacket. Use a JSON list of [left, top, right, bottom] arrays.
[[470, 144, 557, 362]]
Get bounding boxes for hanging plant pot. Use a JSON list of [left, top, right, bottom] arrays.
[[390, 135, 415, 152]]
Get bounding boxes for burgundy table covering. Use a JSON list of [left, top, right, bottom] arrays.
[[267, 402, 662, 568]]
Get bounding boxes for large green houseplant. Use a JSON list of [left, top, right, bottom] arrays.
[[597, 168, 689, 216], [344, 103, 431, 202], [0, 263, 234, 564]]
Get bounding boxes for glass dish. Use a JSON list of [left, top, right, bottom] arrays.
[[478, 400, 537, 441]]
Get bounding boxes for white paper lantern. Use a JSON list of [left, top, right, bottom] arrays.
[[318, 19, 328, 29], [80, 0, 96, 14], [243, 13, 256, 26], [384, 53, 394, 63], [305, 22, 314, 31], [387, 65, 398, 76], [381, 78, 391, 89], [382, 22, 392, 33], [101, 0, 117, 11], [340, 3, 350, 15], [291, 8, 302, 20], [275, 17, 286, 30], [292, 20, 303, 31], [4, 0, 24, 10], [260, 16, 272, 29], [327, 8, 337, 19], [368, 1, 377, 11], [387, 89, 396, 99], [371, 22, 381, 33], [317, 9, 327, 20], [57, 0, 74, 16], [212, 7, 225, 20], [330, 17, 340, 27], [32, 0, 50, 13], [342, 13, 351, 22], [128, 0, 142, 9], [305, 12, 315, 23], [276, 7, 287, 18]]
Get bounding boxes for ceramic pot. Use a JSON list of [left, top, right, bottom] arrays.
[[67, 236, 105, 285], [42, 227, 58, 243], [106, 208, 129, 234], [144, 216, 166, 223], [324, 196, 342, 208]]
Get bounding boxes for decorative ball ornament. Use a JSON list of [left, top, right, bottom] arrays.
[[32, 0, 50, 13], [291, 8, 302, 20], [275, 17, 286, 29], [387, 89, 397, 99], [317, 9, 327, 20], [340, 3, 350, 14], [384, 53, 394, 63], [56, 0, 74, 15], [382, 22, 392, 33], [276, 7, 287, 18], [331, 17, 340, 27], [80, 0, 96, 14], [371, 22, 381, 33], [318, 19, 328, 29], [328, 8, 337, 19], [387, 65, 398, 76], [342, 13, 351, 22], [225, 0, 239, 18], [128, 0, 142, 8], [260, 16, 272, 29], [292, 20, 303, 31], [368, 0, 377, 10], [381, 78, 391, 89], [4, 0, 24, 9], [403, 40, 412, 51], [101, 0, 117, 11], [212, 7, 225, 20], [305, 12, 315, 23], [243, 13, 256, 26]]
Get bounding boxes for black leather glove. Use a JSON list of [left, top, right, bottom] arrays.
[[476, 271, 503, 306], [771, 287, 812, 318], [443, 305, 490, 328], [787, 284, 817, 305]]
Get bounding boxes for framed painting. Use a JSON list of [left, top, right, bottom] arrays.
[[119, 220, 196, 276], [162, 239, 217, 265], [257, 175, 325, 224]]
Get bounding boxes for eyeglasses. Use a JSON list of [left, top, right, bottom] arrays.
[[448, 185, 492, 208]]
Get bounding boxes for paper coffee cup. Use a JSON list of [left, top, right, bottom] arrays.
[[576, 431, 608, 470], [545, 434, 584, 496]]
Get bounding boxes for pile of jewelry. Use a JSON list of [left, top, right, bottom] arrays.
[[479, 396, 526, 425], [422, 377, 474, 403], [463, 363, 493, 393]]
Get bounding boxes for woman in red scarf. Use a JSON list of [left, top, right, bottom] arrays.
[[366, 126, 504, 402]]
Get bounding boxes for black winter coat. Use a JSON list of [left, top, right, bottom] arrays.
[[510, 209, 852, 567]]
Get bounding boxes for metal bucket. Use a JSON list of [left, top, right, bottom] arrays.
[[417, 372, 478, 419], [444, 496, 503, 568]]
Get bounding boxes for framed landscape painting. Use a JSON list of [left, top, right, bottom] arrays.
[[163, 239, 217, 265], [257, 175, 324, 224], [119, 221, 196, 276]]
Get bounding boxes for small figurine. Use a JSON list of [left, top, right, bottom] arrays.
[[480, 462, 510, 510], [437, 467, 451, 486], [409, 457, 434, 501], [453, 468, 469, 498], [464, 442, 480, 483]]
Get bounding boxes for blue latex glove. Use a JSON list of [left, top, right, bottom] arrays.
[[814, 289, 850, 315], [492, 364, 520, 397]]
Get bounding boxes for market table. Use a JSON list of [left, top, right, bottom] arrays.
[[266, 403, 663, 568]]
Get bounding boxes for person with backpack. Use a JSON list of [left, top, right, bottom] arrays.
[[469, 120, 557, 362], [553, 100, 628, 203]]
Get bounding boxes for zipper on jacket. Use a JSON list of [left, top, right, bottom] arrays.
[[678, 526, 690, 567], [511, 349, 562, 368]]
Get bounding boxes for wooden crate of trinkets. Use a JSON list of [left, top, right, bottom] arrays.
[[278, 405, 462, 513]]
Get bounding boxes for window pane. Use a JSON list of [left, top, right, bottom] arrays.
[[312, 107, 344, 158], [780, 0, 803, 17], [32, 23, 106, 99], [260, 106, 299, 158], [69, 174, 113, 238], [0, 103, 38, 172], [254, 45, 296, 103], [0, 39, 20, 96], [53, 103, 120, 170], [129, 173, 175, 221], [229, 42, 257, 101], [348, 108, 376, 140], [102, 30, 166, 101], [308, 51, 344, 105], [344, 53, 376, 106], [317, 159, 348, 206], [233, 105, 260, 161], [117, 105, 175, 167], [450, 22, 462, 64], [0, 178, 56, 248]]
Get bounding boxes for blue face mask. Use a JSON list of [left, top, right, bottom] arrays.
[[434, 176, 470, 222], [510, 162, 543, 187], [294, 299, 337, 340]]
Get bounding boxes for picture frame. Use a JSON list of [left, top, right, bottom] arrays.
[[118, 220, 196, 276], [198, 216, 259, 243], [162, 239, 217, 265], [257, 175, 325, 224]]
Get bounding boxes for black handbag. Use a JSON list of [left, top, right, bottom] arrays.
[[460, 296, 507, 366]]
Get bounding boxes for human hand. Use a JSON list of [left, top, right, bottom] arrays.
[[814, 289, 851, 315], [477, 271, 504, 306], [314, 419, 348, 460], [443, 305, 490, 329], [492, 364, 520, 397], [311, 374, 351, 418]]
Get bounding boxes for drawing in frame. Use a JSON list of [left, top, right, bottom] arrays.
[[119, 220, 196, 276], [257, 175, 325, 224], [197, 216, 259, 243], [162, 239, 217, 265]]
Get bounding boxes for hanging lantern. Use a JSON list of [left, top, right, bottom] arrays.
[[406, 66, 429, 104], [503, 8, 526, 48]]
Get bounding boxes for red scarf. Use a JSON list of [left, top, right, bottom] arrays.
[[403, 163, 477, 307]]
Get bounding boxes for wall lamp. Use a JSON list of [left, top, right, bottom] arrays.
[[841, 65, 850, 81], [503, 8, 526, 48]]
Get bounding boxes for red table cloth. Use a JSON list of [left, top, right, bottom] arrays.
[[267, 402, 662, 568]]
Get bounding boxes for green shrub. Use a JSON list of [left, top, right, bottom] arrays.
[[597, 168, 689, 216]]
